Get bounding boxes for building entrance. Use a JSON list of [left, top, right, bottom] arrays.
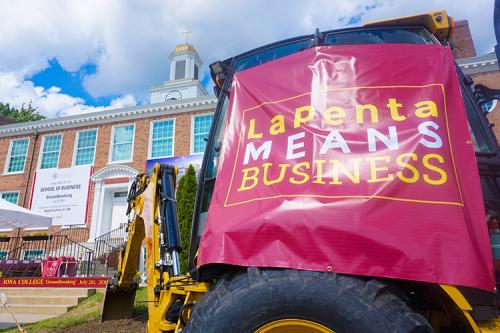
[[89, 165, 138, 242], [111, 191, 128, 231]]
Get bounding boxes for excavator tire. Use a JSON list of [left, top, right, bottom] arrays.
[[185, 267, 433, 333]]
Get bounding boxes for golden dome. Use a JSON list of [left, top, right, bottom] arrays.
[[174, 43, 197, 53]]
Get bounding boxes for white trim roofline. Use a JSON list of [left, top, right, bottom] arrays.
[[457, 52, 499, 74], [0, 95, 217, 138]]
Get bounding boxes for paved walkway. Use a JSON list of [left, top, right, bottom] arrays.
[[0, 312, 56, 329]]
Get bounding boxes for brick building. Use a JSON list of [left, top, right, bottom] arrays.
[[453, 20, 500, 140], [0, 42, 216, 243]]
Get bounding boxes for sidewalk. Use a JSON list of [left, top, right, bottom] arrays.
[[0, 313, 56, 329]]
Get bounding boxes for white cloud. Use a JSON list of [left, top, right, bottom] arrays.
[[0, 0, 496, 118], [0, 71, 136, 118]]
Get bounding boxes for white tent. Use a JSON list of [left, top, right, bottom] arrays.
[[0, 198, 52, 229]]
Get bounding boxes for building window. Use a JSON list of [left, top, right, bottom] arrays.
[[75, 129, 98, 165], [111, 124, 135, 162], [150, 120, 175, 159], [6, 138, 29, 173], [192, 114, 213, 154], [1, 192, 19, 204], [114, 191, 128, 198], [175, 60, 186, 80], [23, 249, 43, 260], [40, 134, 62, 169], [0, 192, 18, 231], [194, 64, 199, 80]]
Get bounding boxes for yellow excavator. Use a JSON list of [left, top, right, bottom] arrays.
[[102, 8, 500, 333]]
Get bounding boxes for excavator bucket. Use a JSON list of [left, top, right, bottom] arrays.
[[101, 283, 137, 322]]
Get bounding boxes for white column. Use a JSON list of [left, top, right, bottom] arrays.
[[169, 58, 176, 81], [186, 56, 193, 79], [88, 179, 103, 242]]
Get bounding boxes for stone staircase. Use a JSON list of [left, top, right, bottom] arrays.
[[92, 224, 127, 278], [0, 287, 96, 322], [93, 261, 117, 278]]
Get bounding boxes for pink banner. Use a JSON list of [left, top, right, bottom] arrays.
[[198, 44, 494, 291]]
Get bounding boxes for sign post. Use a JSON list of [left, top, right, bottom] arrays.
[[30, 165, 93, 226]]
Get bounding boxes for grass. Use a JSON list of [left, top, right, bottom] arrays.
[[0, 287, 148, 333], [133, 287, 148, 317]]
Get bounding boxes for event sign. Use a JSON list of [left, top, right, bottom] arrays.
[[198, 45, 494, 290], [30, 165, 92, 226], [146, 155, 202, 177], [0, 277, 108, 288]]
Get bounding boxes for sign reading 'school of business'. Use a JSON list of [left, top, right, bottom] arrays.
[[30, 165, 92, 226], [198, 44, 494, 291]]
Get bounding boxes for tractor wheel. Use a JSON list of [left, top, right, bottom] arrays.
[[184, 267, 433, 333]]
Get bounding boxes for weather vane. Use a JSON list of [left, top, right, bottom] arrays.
[[182, 29, 192, 44]]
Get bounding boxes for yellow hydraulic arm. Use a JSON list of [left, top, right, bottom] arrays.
[[100, 164, 209, 332], [100, 172, 150, 320], [102, 164, 178, 321]]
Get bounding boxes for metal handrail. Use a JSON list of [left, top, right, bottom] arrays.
[[48, 235, 94, 255], [4, 243, 24, 260], [97, 238, 120, 251], [50, 225, 89, 243], [93, 224, 128, 276], [95, 223, 128, 241], [94, 224, 127, 255], [1, 235, 95, 277]]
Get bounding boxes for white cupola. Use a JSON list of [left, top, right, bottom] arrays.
[[149, 41, 208, 104]]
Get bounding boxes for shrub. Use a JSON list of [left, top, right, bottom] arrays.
[[176, 164, 197, 273]]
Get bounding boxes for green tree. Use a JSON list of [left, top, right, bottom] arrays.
[[176, 164, 198, 273], [0, 102, 45, 122]]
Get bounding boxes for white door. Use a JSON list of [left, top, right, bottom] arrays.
[[110, 191, 128, 231]]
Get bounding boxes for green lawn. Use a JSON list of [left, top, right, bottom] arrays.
[[133, 287, 148, 316], [0, 287, 148, 333]]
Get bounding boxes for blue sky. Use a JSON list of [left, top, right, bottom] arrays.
[[0, 0, 496, 118], [29, 59, 118, 107], [28, 57, 214, 110]]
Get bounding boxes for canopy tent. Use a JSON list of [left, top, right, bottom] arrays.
[[0, 198, 52, 229]]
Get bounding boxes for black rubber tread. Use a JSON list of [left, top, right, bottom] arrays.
[[184, 267, 434, 333]]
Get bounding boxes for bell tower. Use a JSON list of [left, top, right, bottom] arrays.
[[149, 31, 208, 103], [169, 43, 201, 81]]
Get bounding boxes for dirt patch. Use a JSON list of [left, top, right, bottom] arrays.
[[51, 313, 147, 333]]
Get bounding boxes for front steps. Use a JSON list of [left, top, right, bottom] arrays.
[[0, 287, 95, 321], [93, 261, 117, 277]]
